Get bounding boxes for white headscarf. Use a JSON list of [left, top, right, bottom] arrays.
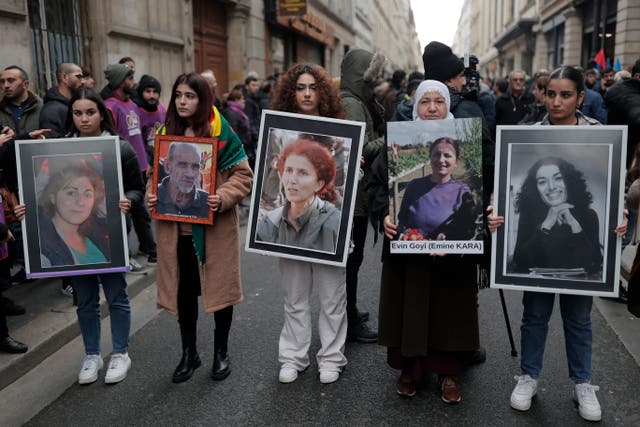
[[412, 79, 455, 120]]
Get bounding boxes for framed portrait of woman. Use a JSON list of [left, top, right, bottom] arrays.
[[245, 110, 365, 266], [490, 126, 628, 297], [150, 135, 217, 225], [387, 118, 484, 254], [16, 136, 130, 278]]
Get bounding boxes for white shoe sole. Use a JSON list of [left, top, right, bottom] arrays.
[[573, 392, 601, 422], [510, 395, 535, 411]]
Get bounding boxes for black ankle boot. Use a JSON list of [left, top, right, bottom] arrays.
[[211, 347, 230, 380], [172, 348, 201, 383]]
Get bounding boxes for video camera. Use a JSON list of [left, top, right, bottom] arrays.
[[462, 53, 480, 90]]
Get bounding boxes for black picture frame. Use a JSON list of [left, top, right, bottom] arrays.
[[490, 126, 627, 296], [245, 110, 365, 266], [16, 136, 129, 278]]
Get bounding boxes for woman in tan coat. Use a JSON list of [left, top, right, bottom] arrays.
[[147, 73, 252, 383]]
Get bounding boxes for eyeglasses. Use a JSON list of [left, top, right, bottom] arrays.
[[512, 78, 525, 82]]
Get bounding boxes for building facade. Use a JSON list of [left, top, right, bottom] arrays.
[[460, 0, 640, 78], [1, 0, 421, 101]]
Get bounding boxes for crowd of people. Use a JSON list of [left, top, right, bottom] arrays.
[[0, 37, 639, 423]]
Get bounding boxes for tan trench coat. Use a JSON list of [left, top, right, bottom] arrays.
[[149, 160, 253, 315]]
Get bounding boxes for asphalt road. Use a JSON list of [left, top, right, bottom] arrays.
[[26, 226, 640, 426]]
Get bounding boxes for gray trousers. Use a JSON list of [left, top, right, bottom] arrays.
[[278, 258, 348, 372]]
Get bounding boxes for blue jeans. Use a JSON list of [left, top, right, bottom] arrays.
[[72, 273, 131, 355], [520, 291, 592, 383]]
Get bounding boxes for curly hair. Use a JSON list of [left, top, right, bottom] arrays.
[[271, 63, 345, 119], [165, 73, 214, 138], [277, 139, 337, 203], [515, 157, 593, 221]]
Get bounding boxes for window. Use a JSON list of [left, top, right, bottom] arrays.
[[28, 0, 82, 95], [546, 23, 565, 69]]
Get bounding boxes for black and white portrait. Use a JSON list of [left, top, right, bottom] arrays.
[[491, 126, 627, 297], [505, 144, 608, 281]]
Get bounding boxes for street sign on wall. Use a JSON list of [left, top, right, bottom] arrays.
[[278, 0, 306, 16]]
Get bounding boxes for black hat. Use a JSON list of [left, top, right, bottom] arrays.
[[137, 74, 162, 97], [422, 41, 464, 83]]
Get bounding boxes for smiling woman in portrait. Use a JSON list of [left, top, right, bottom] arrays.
[[511, 157, 602, 274]]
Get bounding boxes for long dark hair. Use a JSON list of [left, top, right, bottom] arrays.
[[165, 73, 214, 137], [64, 89, 117, 136], [515, 157, 593, 222]]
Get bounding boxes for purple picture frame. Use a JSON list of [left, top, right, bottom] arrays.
[[16, 136, 130, 279]]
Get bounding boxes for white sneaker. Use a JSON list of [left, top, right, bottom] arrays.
[[510, 374, 538, 411], [78, 354, 103, 384], [105, 353, 131, 384], [278, 366, 299, 384], [319, 370, 340, 384], [573, 383, 602, 421], [129, 258, 145, 273]]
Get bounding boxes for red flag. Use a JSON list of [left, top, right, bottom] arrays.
[[594, 48, 606, 70]]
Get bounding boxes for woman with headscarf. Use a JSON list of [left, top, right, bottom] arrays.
[[368, 80, 480, 404]]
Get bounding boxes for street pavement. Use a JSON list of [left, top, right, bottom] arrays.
[[23, 225, 640, 426]]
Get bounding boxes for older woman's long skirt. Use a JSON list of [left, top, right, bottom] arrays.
[[377, 254, 480, 375]]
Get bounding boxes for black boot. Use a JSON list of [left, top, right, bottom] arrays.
[[211, 346, 230, 380], [0, 336, 28, 353], [172, 347, 201, 383]]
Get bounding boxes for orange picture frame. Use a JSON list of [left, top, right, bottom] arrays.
[[151, 135, 218, 225]]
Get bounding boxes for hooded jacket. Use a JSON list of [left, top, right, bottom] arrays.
[[340, 49, 386, 216], [38, 87, 70, 138]]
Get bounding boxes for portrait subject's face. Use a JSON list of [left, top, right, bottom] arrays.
[[282, 154, 323, 205], [295, 73, 319, 116], [429, 143, 458, 182], [417, 91, 448, 120], [536, 164, 567, 207], [53, 176, 95, 225], [166, 146, 201, 194]]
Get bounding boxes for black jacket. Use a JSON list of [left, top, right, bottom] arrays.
[[495, 91, 534, 125], [39, 87, 70, 138], [604, 78, 640, 168], [119, 138, 145, 206], [243, 93, 261, 142]]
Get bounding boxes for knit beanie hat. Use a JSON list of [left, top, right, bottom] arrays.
[[104, 63, 133, 89], [137, 74, 162, 98], [422, 41, 464, 83]]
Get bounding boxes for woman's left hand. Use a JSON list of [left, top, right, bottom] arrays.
[[208, 194, 222, 212], [14, 204, 26, 221], [119, 198, 132, 214], [614, 208, 629, 238], [486, 206, 505, 233]]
